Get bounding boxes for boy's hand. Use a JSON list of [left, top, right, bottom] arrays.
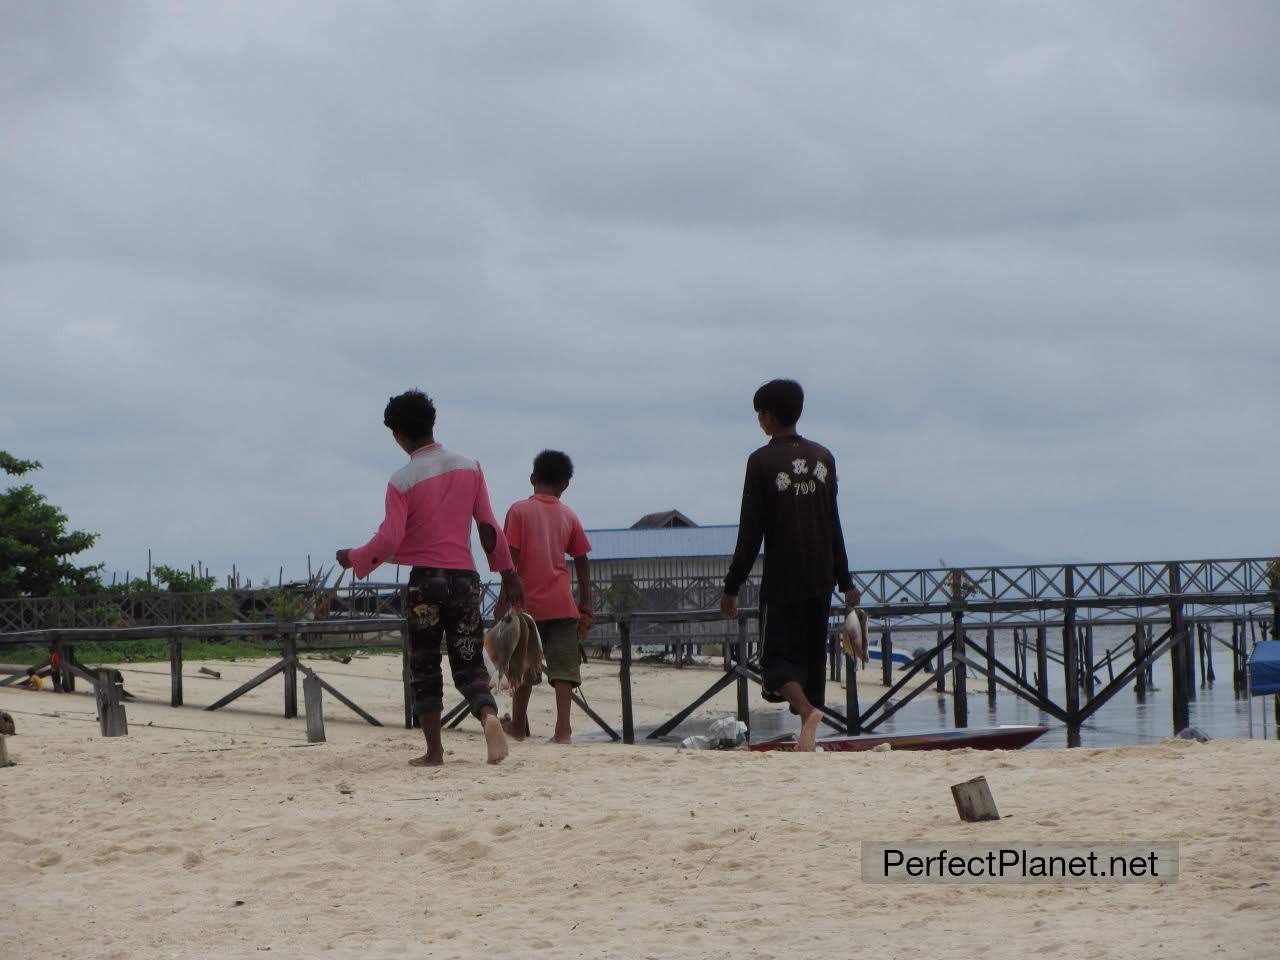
[[844, 587, 861, 608], [720, 593, 738, 619], [501, 570, 525, 609], [335, 549, 352, 570], [577, 608, 595, 638]]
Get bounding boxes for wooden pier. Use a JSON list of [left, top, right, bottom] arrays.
[[2, 556, 1276, 746]]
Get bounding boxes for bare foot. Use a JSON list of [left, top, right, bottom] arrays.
[[483, 715, 509, 765], [796, 711, 822, 752], [409, 752, 443, 767], [551, 733, 572, 745]]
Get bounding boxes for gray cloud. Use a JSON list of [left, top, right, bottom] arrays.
[[2, 0, 1278, 585]]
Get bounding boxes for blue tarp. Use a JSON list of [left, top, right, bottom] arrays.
[[1249, 640, 1280, 696]]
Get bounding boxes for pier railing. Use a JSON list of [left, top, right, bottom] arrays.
[[3, 557, 1276, 747]]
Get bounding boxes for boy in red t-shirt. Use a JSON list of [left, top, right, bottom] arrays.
[[494, 450, 593, 743]]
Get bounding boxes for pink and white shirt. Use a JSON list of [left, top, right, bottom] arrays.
[[349, 443, 513, 580]]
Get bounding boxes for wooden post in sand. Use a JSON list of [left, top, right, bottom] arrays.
[[951, 776, 1000, 822], [282, 630, 298, 719], [303, 673, 326, 744], [169, 634, 183, 707], [96, 668, 128, 737], [0, 733, 11, 768], [880, 629, 892, 687], [619, 617, 635, 745]]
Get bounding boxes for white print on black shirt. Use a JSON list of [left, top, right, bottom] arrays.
[[792, 458, 809, 476], [814, 462, 829, 484], [778, 471, 818, 497]]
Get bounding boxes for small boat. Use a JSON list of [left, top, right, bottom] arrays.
[[748, 724, 1049, 753]]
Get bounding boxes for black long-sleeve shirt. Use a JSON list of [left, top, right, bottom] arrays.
[[723, 434, 853, 603]]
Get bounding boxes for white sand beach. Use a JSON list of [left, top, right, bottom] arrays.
[[2, 654, 1277, 960]]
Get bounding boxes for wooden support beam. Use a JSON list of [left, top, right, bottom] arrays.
[[880, 629, 893, 687], [0, 733, 11, 767], [205, 658, 288, 712]]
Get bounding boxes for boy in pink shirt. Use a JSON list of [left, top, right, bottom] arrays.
[[494, 450, 592, 744], [336, 390, 524, 767]]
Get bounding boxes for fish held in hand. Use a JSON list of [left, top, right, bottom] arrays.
[[842, 608, 869, 664]]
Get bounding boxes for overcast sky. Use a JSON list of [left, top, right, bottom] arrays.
[[3, 0, 1278, 585]]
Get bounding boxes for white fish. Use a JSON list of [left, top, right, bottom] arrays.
[[843, 608, 869, 664]]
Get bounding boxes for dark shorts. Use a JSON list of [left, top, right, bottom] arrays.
[[760, 596, 831, 709], [404, 567, 496, 720], [528, 618, 581, 688]]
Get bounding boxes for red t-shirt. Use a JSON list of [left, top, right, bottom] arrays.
[[503, 495, 592, 621]]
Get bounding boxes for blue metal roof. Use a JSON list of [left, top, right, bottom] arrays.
[[585, 524, 741, 560]]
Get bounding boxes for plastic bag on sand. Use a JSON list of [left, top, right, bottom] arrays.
[[681, 718, 747, 750]]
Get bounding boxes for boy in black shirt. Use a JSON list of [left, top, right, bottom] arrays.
[[721, 379, 860, 751]]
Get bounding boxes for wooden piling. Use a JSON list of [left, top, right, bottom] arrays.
[[0, 734, 11, 768], [620, 617, 635, 745], [1232, 620, 1245, 694], [1035, 624, 1048, 699], [881, 629, 893, 687], [951, 608, 968, 729], [1083, 624, 1096, 698], [1204, 624, 1215, 683], [169, 635, 183, 707], [935, 628, 945, 693], [96, 668, 128, 737], [985, 627, 997, 706], [303, 673, 326, 743], [1063, 567, 1081, 747], [1169, 564, 1190, 734], [1133, 622, 1147, 699], [845, 647, 861, 735]]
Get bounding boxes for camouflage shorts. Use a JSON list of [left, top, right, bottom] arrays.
[[405, 567, 495, 719]]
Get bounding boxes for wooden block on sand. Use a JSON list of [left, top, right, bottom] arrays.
[[951, 776, 1000, 822]]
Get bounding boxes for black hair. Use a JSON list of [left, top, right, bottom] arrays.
[[383, 390, 437, 441], [752, 379, 804, 427], [532, 449, 574, 487]]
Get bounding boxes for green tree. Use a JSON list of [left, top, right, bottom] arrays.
[[151, 564, 217, 593], [0, 451, 101, 597]]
